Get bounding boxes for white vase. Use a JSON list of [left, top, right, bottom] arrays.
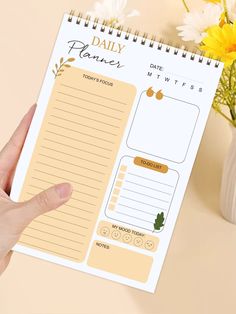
[[220, 126, 236, 223]]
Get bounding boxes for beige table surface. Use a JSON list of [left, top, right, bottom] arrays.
[[0, 1, 236, 313]]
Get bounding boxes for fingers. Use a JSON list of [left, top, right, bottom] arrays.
[[0, 188, 10, 200], [0, 251, 13, 276], [18, 183, 72, 224], [0, 104, 36, 189]]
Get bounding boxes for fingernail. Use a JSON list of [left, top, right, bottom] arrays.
[[23, 104, 37, 121], [26, 104, 37, 115], [55, 183, 73, 199]]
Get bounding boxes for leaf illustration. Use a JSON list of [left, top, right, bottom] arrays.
[[53, 56, 75, 79], [153, 212, 165, 231]]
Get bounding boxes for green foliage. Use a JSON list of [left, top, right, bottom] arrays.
[[153, 212, 165, 232], [213, 61, 236, 127]]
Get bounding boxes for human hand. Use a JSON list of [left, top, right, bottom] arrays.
[[0, 105, 73, 275]]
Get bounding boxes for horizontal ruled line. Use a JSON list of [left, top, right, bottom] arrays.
[[68, 197, 96, 207], [127, 172, 174, 188], [36, 161, 103, 183], [39, 153, 105, 176], [64, 203, 94, 214], [26, 189, 95, 217], [44, 214, 89, 229], [33, 220, 86, 237], [120, 195, 167, 211], [27, 190, 96, 214], [118, 203, 157, 217], [41, 146, 108, 167], [125, 180, 172, 195], [60, 84, 128, 106], [30, 177, 99, 198], [55, 209, 91, 222], [23, 234, 82, 253], [67, 197, 96, 206], [43, 138, 110, 160], [50, 115, 117, 137], [71, 193, 95, 202], [28, 185, 46, 191], [48, 122, 114, 144], [27, 191, 95, 214], [33, 169, 100, 191], [115, 211, 152, 224], [31, 177, 55, 186], [53, 107, 120, 129], [123, 188, 169, 203], [71, 193, 97, 201], [19, 241, 81, 260], [45, 131, 112, 153], [27, 226, 84, 245], [56, 97, 123, 118]]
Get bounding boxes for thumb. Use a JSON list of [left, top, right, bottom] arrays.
[[0, 251, 13, 275], [19, 183, 72, 223]]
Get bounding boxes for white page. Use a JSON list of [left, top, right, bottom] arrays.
[[10, 13, 223, 293]]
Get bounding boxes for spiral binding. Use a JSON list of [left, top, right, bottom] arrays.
[[68, 10, 220, 68]]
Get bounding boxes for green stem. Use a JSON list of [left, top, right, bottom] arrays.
[[229, 60, 235, 90], [223, 0, 230, 23], [181, 0, 190, 12], [227, 61, 236, 121], [215, 108, 235, 126], [229, 103, 236, 119]]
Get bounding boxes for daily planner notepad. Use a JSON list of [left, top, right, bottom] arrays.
[[11, 12, 223, 292]]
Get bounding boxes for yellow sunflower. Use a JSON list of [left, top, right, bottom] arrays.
[[205, 0, 221, 3], [200, 21, 236, 66]]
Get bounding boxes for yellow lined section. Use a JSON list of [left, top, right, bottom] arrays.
[[18, 66, 136, 262]]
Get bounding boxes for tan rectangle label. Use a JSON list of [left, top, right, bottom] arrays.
[[88, 241, 153, 283], [18, 66, 136, 262], [134, 157, 168, 173], [98, 221, 159, 252]]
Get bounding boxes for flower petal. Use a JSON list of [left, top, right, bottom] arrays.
[[126, 9, 140, 17]]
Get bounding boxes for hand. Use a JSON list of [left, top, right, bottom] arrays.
[[0, 105, 72, 275]]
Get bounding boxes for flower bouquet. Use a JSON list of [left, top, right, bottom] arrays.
[[177, 0, 236, 222]]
